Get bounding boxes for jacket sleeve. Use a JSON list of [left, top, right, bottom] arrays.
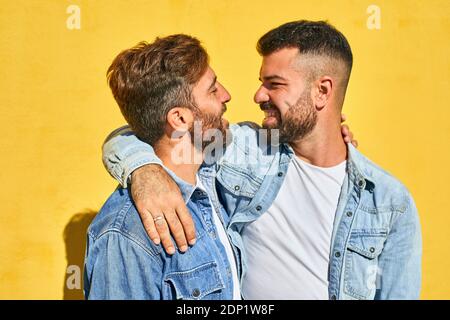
[[375, 193, 422, 299], [102, 125, 162, 188]]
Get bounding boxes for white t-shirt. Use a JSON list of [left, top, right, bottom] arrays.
[[241, 157, 346, 300], [197, 178, 241, 300]]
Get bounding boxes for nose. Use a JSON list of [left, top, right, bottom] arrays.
[[219, 83, 231, 103], [254, 85, 269, 104]]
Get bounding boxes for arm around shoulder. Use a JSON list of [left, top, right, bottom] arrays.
[[102, 125, 162, 187]]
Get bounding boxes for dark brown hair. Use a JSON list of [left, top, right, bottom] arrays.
[[107, 34, 209, 145], [257, 20, 353, 93]]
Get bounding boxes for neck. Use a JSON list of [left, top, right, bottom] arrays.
[[289, 112, 348, 167], [154, 136, 203, 186]]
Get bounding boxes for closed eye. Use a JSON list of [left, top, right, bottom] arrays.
[[270, 82, 285, 88], [259, 74, 288, 90]]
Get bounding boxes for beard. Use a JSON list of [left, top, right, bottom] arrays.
[[262, 90, 317, 144], [189, 104, 228, 151]]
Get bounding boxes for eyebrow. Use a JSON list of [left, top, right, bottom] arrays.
[[259, 75, 288, 82], [208, 76, 217, 91]]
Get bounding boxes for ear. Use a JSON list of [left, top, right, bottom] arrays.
[[314, 76, 333, 110], [166, 107, 194, 137]]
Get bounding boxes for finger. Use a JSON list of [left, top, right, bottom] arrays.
[[176, 203, 197, 246], [138, 207, 161, 245], [164, 208, 188, 252], [341, 113, 347, 122], [348, 131, 354, 141], [341, 125, 349, 140], [341, 124, 349, 134], [153, 213, 176, 255]]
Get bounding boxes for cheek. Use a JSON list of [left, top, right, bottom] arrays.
[[270, 91, 286, 106], [271, 98, 289, 117], [212, 98, 224, 113], [272, 91, 299, 116], [201, 100, 222, 120]]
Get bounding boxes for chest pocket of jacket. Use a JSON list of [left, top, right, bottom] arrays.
[[164, 262, 225, 300], [216, 163, 262, 198], [344, 230, 387, 300]]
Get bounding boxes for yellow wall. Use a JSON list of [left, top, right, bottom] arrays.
[[0, 0, 449, 299]]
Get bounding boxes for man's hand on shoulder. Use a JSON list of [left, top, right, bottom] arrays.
[[131, 165, 197, 255]]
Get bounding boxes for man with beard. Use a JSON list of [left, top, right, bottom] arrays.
[[101, 21, 421, 299], [84, 34, 241, 299]]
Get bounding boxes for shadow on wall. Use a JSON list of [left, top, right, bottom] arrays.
[[63, 210, 97, 300]]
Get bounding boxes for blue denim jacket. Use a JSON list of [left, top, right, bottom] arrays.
[[84, 164, 238, 300], [102, 123, 422, 300]]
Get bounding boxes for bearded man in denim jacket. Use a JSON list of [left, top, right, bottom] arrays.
[[84, 35, 243, 300]]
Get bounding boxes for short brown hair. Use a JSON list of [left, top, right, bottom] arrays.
[[107, 34, 209, 145]]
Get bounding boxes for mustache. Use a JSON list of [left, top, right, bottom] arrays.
[[260, 101, 277, 111], [221, 103, 227, 114]]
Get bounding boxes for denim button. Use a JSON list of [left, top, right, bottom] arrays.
[[358, 180, 364, 187], [234, 185, 240, 191], [335, 251, 341, 258], [331, 295, 337, 300], [370, 247, 375, 253], [278, 172, 283, 177], [256, 205, 262, 211], [346, 211, 353, 217], [192, 288, 201, 298]]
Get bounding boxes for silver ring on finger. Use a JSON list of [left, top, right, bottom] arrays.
[[153, 215, 165, 225]]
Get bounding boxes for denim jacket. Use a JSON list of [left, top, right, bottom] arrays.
[[84, 165, 238, 300], [102, 123, 422, 300]]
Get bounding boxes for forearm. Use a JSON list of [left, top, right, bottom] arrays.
[[102, 125, 162, 187]]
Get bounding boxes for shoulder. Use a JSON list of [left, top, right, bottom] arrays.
[[87, 187, 163, 257], [351, 146, 415, 213]]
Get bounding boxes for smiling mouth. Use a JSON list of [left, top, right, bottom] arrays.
[[263, 109, 279, 118], [260, 102, 273, 111], [260, 103, 280, 117], [260, 102, 281, 125], [262, 109, 281, 127]]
